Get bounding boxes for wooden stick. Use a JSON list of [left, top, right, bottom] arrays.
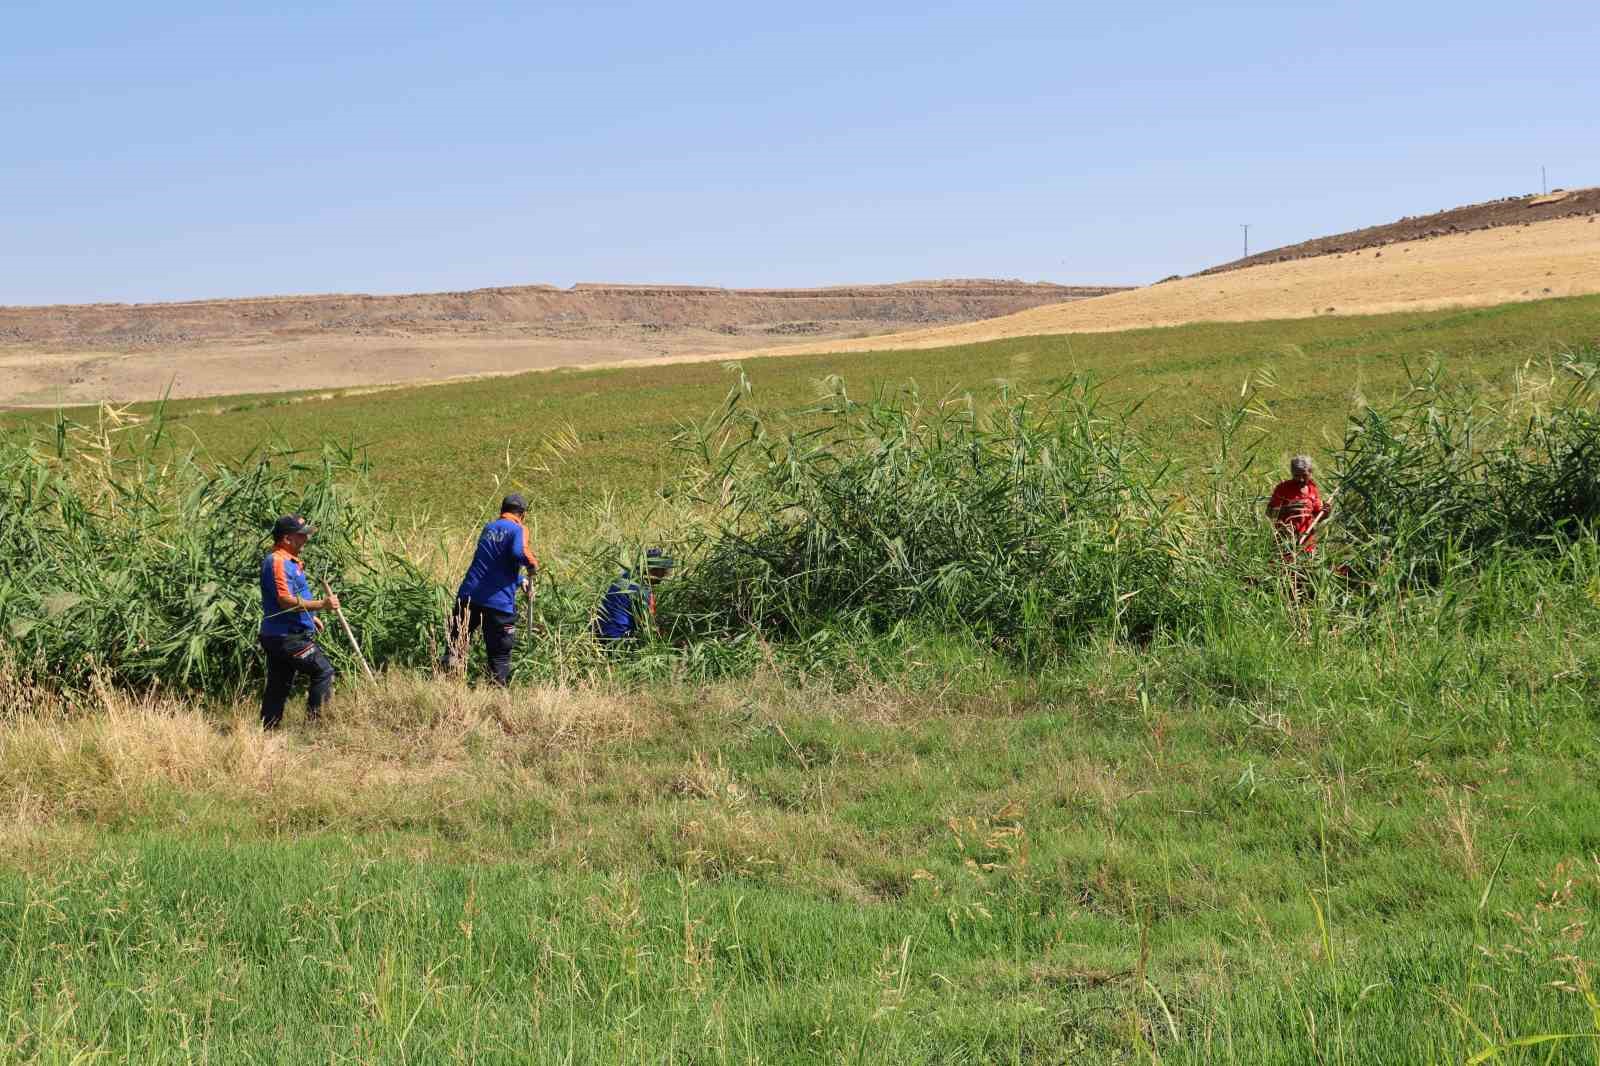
[[1296, 510, 1329, 550], [322, 577, 376, 682]]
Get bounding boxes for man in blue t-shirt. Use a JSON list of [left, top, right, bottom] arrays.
[[595, 549, 674, 644], [441, 494, 541, 685], [258, 514, 340, 729]]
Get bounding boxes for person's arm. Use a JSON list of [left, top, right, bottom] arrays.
[[280, 590, 338, 611], [516, 526, 540, 572], [287, 593, 338, 611], [271, 556, 338, 612], [514, 527, 539, 594]]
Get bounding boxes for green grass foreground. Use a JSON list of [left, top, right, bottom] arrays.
[[5, 612, 1600, 1063]]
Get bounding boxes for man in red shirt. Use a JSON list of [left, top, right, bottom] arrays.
[[1267, 455, 1331, 557]]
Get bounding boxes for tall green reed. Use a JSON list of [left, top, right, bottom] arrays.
[[1334, 354, 1600, 588], [0, 404, 441, 697], [656, 374, 1265, 659], [7, 356, 1598, 699]]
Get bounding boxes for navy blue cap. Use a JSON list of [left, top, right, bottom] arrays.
[[272, 514, 316, 538], [501, 493, 528, 514]]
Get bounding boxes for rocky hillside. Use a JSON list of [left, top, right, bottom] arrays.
[[1198, 186, 1600, 276], [0, 280, 1125, 350]]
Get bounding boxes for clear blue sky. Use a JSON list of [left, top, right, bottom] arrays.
[[4, 0, 1596, 305]]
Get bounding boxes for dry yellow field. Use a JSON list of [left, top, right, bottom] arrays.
[[729, 214, 1600, 358], [0, 282, 1103, 406]]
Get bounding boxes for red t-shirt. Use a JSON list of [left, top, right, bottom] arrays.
[[1268, 478, 1326, 552]]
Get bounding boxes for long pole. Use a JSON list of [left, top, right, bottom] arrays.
[[322, 577, 376, 682], [1242, 224, 1250, 258]]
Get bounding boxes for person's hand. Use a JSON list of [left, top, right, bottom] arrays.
[[314, 616, 326, 632], [324, 592, 341, 611]]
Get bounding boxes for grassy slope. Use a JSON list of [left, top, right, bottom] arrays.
[[6, 295, 1600, 1063], [13, 295, 1594, 530]]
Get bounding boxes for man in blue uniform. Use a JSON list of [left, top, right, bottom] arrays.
[[595, 549, 674, 643], [259, 514, 340, 729], [442, 493, 541, 685]]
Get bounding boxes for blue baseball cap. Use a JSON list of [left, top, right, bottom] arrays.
[[271, 514, 316, 538]]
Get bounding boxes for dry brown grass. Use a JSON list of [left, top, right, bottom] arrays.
[[0, 672, 648, 841], [0, 657, 1072, 914], [0, 667, 952, 885]]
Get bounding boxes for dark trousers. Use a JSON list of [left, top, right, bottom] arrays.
[[260, 632, 336, 729], [441, 598, 517, 685]]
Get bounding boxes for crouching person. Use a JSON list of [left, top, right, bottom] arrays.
[[259, 514, 338, 729], [595, 549, 674, 645], [442, 494, 540, 685]]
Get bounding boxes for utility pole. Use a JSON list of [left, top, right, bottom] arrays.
[[1241, 224, 1250, 258], [1542, 166, 1548, 194]]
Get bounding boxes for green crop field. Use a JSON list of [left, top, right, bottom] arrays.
[[5, 296, 1600, 1064]]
